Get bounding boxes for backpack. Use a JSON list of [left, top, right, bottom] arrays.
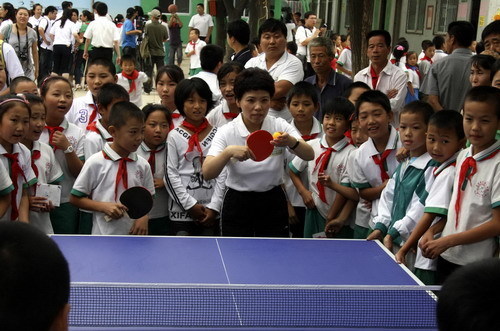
[[139, 33, 150, 59]]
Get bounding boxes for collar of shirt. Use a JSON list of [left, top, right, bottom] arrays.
[[256, 51, 289, 74], [434, 151, 460, 176], [319, 135, 350, 152], [309, 69, 338, 87], [292, 116, 322, 136], [102, 143, 138, 162], [96, 120, 112, 141], [83, 90, 96, 106], [450, 48, 473, 57], [365, 125, 399, 157], [32, 140, 42, 153], [0, 142, 21, 155], [140, 141, 165, 153], [463, 139, 500, 161], [405, 152, 433, 170]]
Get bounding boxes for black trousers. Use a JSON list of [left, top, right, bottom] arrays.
[[144, 55, 164, 93], [38, 47, 53, 86], [221, 186, 289, 237], [90, 47, 113, 63], [436, 256, 461, 284]]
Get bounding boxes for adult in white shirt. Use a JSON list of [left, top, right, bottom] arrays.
[[83, 2, 120, 64], [0, 41, 24, 95], [0, 2, 15, 30], [50, 9, 80, 78], [294, 11, 319, 77], [245, 18, 304, 122], [354, 30, 407, 126], [28, 3, 43, 32], [188, 3, 213, 42], [37, 6, 57, 85]]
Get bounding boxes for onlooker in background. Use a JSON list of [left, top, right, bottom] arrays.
[[295, 11, 319, 77], [432, 35, 447, 61], [143, 8, 168, 93], [121, 7, 141, 58], [481, 20, 500, 56], [73, 10, 93, 90], [188, 3, 213, 43], [167, 4, 183, 66], [286, 41, 297, 55], [418, 40, 435, 79], [28, 3, 43, 35], [421, 21, 474, 111], [185, 28, 205, 76], [469, 54, 496, 87], [50, 8, 80, 79], [305, 37, 352, 119], [284, 12, 295, 42], [0, 2, 16, 29], [227, 19, 252, 66], [192, 44, 224, 105], [293, 12, 301, 26], [37, 5, 57, 86], [337, 35, 352, 77]]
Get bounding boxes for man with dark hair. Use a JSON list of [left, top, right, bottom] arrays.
[[245, 18, 303, 122], [188, 3, 213, 42], [143, 8, 168, 93], [121, 7, 141, 57], [295, 11, 320, 77], [167, 4, 183, 66], [192, 44, 224, 105], [421, 21, 474, 111], [432, 35, 447, 61], [481, 20, 499, 55], [0, 222, 70, 331], [353, 29, 407, 125], [227, 19, 252, 66]]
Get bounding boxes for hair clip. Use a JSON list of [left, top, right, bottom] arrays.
[[0, 97, 30, 106], [396, 45, 404, 51]]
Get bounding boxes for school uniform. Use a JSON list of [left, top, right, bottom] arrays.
[[290, 136, 355, 238], [337, 47, 352, 78], [206, 100, 239, 128], [191, 70, 222, 106], [413, 153, 458, 284], [40, 118, 85, 233], [440, 141, 500, 266], [351, 125, 401, 227], [0, 162, 13, 197], [0, 143, 37, 222], [185, 39, 206, 76], [207, 115, 302, 237], [117, 71, 149, 107], [137, 142, 169, 235], [84, 120, 113, 160], [165, 125, 225, 235], [29, 141, 64, 234], [284, 117, 323, 237], [66, 91, 99, 132], [71, 143, 155, 235]]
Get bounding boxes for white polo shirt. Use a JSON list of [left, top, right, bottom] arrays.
[[83, 120, 112, 160], [50, 20, 76, 46], [440, 141, 500, 265], [71, 143, 155, 235], [206, 100, 239, 128], [207, 115, 301, 192], [117, 72, 148, 107], [38, 16, 54, 50], [40, 118, 85, 204], [66, 91, 100, 131], [245, 51, 304, 122], [337, 47, 352, 77], [30, 141, 64, 234], [0, 143, 37, 222], [0, 161, 12, 196], [0, 42, 24, 91], [191, 70, 222, 106], [84, 16, 120, 48], [137, 142, 168, 219], [185, 39, 206, 69], [188, 13, 213, 37], [294, 25, 317, 61]]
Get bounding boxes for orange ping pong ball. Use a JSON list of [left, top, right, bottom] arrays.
[[272, 132, 283, 139]]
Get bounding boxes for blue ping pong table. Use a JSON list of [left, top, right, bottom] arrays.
[[52, 236, 438, 331]]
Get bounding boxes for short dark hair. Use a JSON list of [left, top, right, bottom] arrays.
[[24, 94, 45, 112], [432, 35, 445, 49], [494, 58, 500, 75], [234, 68, 275, 100], [258, 18, 287, 40], [95, 1, 108, 16], [323, 96, 354, 121], [447, 21, 474, 48], [286, 41, 297, 55], [287, 81, 319, 106], [428, 110, 465, 140], [366, 30, 391, 47], [217, 61, 244, 82], [174, 78, 214, 116], [481, 20, 500, 42], [355, 90, 392, 116], [0, 222, 70, 331], [304, 11, 315, 19], [200, 44, 224, 72], [82, 9, 93, 21], [61, 1, 72, 9], [120, 54, 136, 66], [40, 76, 72, 98], [10, 76, 35, 94], [227, 19, 250, 45], [97, 83, 129, 108], [400, 100, 434, 125], [470, 54, 496, 80], [109, 101, 144, 128], [196, 2, 204, 8], [87, 57, 116, 76], [343, 81, 371, 99], [421, 39, 434, 51], [437, 258, 500, 331], [190, 28, 200, 36], [44, 5, 57, 15], [142, 103, 172, 127], [155, 65, 185, 85], [464, 85, 500, 118]]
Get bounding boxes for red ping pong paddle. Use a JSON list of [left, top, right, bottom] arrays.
[[105, 186, 153, 222], [246, 130, 274, 162]]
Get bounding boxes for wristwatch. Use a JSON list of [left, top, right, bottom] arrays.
[[63, 145, 74, 154]]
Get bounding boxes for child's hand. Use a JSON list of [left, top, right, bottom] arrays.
[[362, 200, 372, 210], [226, 145, 255, 162], [421, 237, 451, 259], [188, 203, 206, 221], [408, 83, 415, 96], [394, 249, 406, 265], [386, 88, 398, 99], [50, 131, 71, 151], [29, 196, 49, 212], [101, 202, 127, 219], [299, 190, 316, 209], [287, 202, 300, 225], [318, 172, 333, 189], [154, 178, 164, 189], [396, 147, 410, 162], [325, 218, 344, 237], [383, 234, 393, 251], [129, 216, 148, 235], [367, 229, 383, 241], [418, 230, 434, 250], [198, 208, 217, 227]]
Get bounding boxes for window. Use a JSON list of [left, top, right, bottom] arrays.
[[434, 0, 459, 34], [406, 0, 426, 34], [159, 0, 190, 14]]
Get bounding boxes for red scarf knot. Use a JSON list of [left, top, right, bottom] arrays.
[[45, 125, 64, 150], [223, 112, 239, 120], [313, 145, 336, 203], [3, 153, 27, 220], [372, 149, 393, 182], [182, 119, 209, 162], [302, 132, 319, 141], [420, 56, 433, 64], [103, 151, 133, 201], [147, 145, 165, 175], [121, 70, 140, 93]]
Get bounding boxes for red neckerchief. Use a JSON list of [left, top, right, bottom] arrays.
[[189, 40, 196, 51], [88, 104, 98, 128], [372, 149, 393, 182], [121, 70, 140, 93], [223, 112, 239, 120], [370, 66, 379, 89], [181, 119, 209, 161], [31, 149, 41, 194], [302, 133, 319, 141], [344, 46, 351, 50], [3, 153, 27, 220], [88, 121, 113, 142], [406, 64, 422, 80], [103, 151, 133, 201], [313, 144, 336, 203], [147, 144, 165, 174], [45, 125, 64, 150], [420, 56, 433, 64], [169, 112, 181, 131], [390, 59, 396, 64], [455, 149, 499, 228]]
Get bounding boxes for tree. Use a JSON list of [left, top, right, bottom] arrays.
[[348, 0, 374, 74]]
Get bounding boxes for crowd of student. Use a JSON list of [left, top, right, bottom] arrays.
[[0, 0, 498, 289]]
